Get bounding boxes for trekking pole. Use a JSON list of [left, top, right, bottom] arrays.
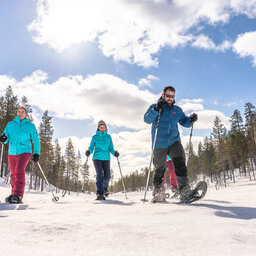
[[117, 157, 128, 199], [186, 123, 194, 166], [0, 143, 4, 176], [82, 156, 89, 192], [0, 143, 2, 203], [36, 162, 59, 202], [142, 110, 162, 203]]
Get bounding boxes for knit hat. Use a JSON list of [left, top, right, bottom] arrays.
[[97, 120, 107, 130], [18, 106, 27, 115]]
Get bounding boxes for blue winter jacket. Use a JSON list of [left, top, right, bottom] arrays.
[[89, 131, 116, 161], [144, 99, 192, 149], [2, 116, 40, 155]]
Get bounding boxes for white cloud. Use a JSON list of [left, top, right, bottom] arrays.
[[0, 71, 230, 133], [178, 98, 230, 129], [233, 31, 256, 66], [138, 78, 152, 87], [193, 110, 230, 130], [147, 75, 159, 80], [1, 70, 157, 130], [138, 74, 159, 87], [178, 98, 204, 112], [28, 0, 256, 67], [192, 35, 232, 51]]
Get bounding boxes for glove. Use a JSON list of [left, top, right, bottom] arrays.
[[114, 151, 119, 157], [32, 154, 40, 162], [0, 133, 7, 143], [190, 113, 198, 123], [85, 150, 90, 157], [154, 98, 165, 113]]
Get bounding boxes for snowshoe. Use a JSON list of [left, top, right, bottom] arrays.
[[165, 192, 170, 199], [179, 181, 207, 204], [170, 188, 180, 199]]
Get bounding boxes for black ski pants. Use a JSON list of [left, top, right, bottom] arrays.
[[93, 160, 111, 196], [153, 141, 188, 189]]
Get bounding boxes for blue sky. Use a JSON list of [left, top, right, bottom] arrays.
[[1, 0, 256, 177]]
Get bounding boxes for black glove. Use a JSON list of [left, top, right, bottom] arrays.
[[32, 154, 40, 162], [190, 113, 198, 123], [85, 150, 90, 157], [0, 133, 7, 143], [154, 98, 165, 113], [114, 151, 119, 157]]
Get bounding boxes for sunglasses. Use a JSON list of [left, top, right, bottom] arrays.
[[165, 94, 175, 99]]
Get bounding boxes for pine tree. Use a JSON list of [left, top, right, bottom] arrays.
[[0, 86, 19, 177], [211, 116, 228, 186], [244, 103, 256, 180], [38, 111, 54, 191], [52, 139, 62, 190], [81, 160, 90, 192], [64, 138, 77, 193], [21, 96, 33, 121]]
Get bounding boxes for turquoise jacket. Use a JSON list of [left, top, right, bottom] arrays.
[[2, 116, 40, 155], [89, 131, 115, 160]]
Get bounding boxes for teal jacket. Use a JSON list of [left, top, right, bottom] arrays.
[[89, 131, 115, 160], [2, 116, 40, 155]]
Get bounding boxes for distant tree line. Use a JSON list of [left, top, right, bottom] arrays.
[[0, 86, 95, 193], [1, 85, 255, 194]]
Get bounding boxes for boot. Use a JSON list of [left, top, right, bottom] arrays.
[[95, 194, 105, 201], [176, 176, 190, 192], [9, 194, 23, 204], [176, 176, 191, 203], [152, 186, 166, 203], [179, 185, 192, 203], [5, 194, 13, 203], [104, 189, 109, 197]]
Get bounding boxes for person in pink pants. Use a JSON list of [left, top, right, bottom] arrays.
[[162, 155, 178, 192], [0, 107, 40, 204]]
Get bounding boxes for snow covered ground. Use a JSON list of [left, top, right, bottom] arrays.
[[0, 177, 256, 256]]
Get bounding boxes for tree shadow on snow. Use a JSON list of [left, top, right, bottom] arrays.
[[190, 203, 256, 220]]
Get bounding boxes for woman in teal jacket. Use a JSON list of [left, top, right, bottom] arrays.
[[86, 120, 119, 200], [0, 107, 40, 204]]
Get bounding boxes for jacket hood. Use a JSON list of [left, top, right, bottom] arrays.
[[96, 130, 107, 136], [14, 116, 30, 124]]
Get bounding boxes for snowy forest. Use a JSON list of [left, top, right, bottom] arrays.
[[0, 85, 256, 194]]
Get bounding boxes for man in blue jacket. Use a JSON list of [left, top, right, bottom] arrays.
[[144, 86, 198, 203]]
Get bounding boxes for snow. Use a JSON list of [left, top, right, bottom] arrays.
[[0, 177, 256, 256]]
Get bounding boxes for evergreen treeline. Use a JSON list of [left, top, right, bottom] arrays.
[[1, 85, 255, 194], [0, 86, 94, 193]]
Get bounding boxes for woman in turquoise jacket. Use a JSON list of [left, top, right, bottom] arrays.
[[0, 107, 40, 204], [86, 120, 119, 200]]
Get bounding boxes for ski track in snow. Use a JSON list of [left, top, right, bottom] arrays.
[[0, 177, 256, 256]]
